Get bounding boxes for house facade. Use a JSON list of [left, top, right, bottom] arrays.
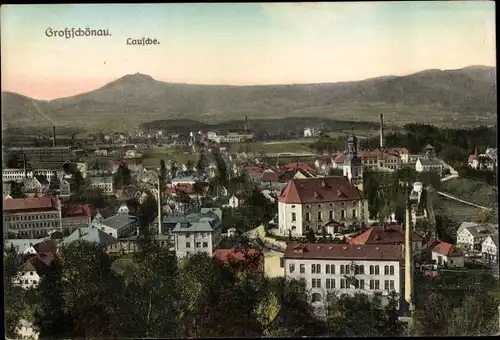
[[481, 234, 498, 264], [415, 158, 443, 176], [88, 175, 114, 195], [171, 208, 223, 258], [283, 243, 403, 305], [457, 224, 497, 252], [431, 241, 465, 268], [3, 196, 62, 238]]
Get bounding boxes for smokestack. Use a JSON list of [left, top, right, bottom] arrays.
[[404, 200, 414, 313], [244, 116, 248, 133], [52, 126, 56, 147], [379, 114, 384, 149], [157, 178, 162, 236], [23, 153, 27, 178]]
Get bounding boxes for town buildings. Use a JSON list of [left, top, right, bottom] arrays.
[[430, 241, 465, 268], [171, 207, 223, 258], [456, 223, 497, 252], [88, 174, 114, 195], [6, 146, 76, 163], [3, 196, 62, 238], [481, 233, 498, 264], [283, 243, 403, 304], [61, 204, 92, 235], [349, 225, 423, 255], [91, 213, 139, 239]]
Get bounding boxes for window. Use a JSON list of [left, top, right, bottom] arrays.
[[329, 210, 333, 220], [316, 264, 321, 274], [326, 264, 335, 274], [186, 242, 191, 248], [317, 211, 322, 221], [326, 278, 331, 289], [375, 265, 380, 275], [340, 265, 344, 274], [369, 265, 374, 275], [312, 264, 316, 274], [306, 213, 311, 222], [390, 280, 395, 291], [196, 242, 201, 248], [375, 280, 380, 290], [384, 266, 389, 275], [312, 278, 321, 288], [360, 279, 365, 289], [300, 264, 305, 273], [341, 210, 345, 219], [384, 280, 389, 290], [289, 263, 295, 273], [355, 265, 364, 274], [352, 209, 357, 218], [30, 271, 33, 276], [340, 279, 347, 289], [291, 213, 296, 222], [389, 265, 395, 275], [202, 242, 208, 248], [186, 233, 191, 238], [291, 205, 296, 209]]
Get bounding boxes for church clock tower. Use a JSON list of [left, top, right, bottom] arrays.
[[343, 133, 364, 191]]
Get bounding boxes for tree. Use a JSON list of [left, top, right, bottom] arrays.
[[412, 290, 450, 336], [472, 209, 495, 223], [4, 246, 28, 339], [71, 170, 85, 193], [113, 164, 133, 189], [9, 180, 26, 198], [306, 229, 316, 243], [447, 292, 499, 336]]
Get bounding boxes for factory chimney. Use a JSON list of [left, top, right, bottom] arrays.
[[23, 153, 28, 178], [244, 116, 248, 133], [157, 178, 162, 236], [404, 200, 414, 313], [379, 114, 384, 149], [52, 125, 57, 147]]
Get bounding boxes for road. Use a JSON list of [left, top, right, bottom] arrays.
[[437, 191, 494, 210]]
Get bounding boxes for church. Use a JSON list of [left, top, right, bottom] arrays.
[[278, 133, 369, 236]]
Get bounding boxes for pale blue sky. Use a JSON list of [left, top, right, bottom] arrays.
[[1, 2, 495, 99]]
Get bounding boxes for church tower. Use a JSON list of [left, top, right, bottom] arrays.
[[343, 133, 364, 191]]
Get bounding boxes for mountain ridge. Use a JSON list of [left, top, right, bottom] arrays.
[[2, 65, 496, 130]]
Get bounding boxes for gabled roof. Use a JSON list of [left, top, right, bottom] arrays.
[[100, 214, 138, 230], [349, 225, 423, 245], [284, 243, 403, 261], [261, 171, 281, 182], [281, 162, 316, 176], [3, 196, 58, 212], [62, 204, 91, 219], [279, 177, 363, 204], [417, 158, 442, 166], [431, 241, 463, 258], [33, 239, 58, 256], [62, 227, 117, 246]]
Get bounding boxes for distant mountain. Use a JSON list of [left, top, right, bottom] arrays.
[[2, 66, 496, 130]]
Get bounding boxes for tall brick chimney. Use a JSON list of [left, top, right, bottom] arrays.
[[404, 200, 414, 313], [379, 114, 384, 149], [52, 125, 56, 147]]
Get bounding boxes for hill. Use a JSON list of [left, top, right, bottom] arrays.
[[1, 66, 496, 131]]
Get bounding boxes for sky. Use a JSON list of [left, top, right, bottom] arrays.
[[1, 2, 496, 100]]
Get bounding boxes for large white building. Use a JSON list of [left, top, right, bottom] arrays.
[[88, 175, 114, 195], [283, 243, 403, 304], [3, 196, 62, 238], [2, 168, 59, 182]]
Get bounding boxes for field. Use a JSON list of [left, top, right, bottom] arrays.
[[441, 177, 498, 209], [233, 140, 314, 154], [141, 147, 197, 167], [434, 196, 484, 224]]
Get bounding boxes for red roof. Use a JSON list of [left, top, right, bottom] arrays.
[[284, 243, 403, 261], [349, 225, 423, 245], [431, 241, 463, 258], [243, 166, 264, 174], [279, 177, 363, 204], [62, 204, 91, 218], [4, 196, 57, 213], [468, 154, 477, 162], [281, 162, 316, 176], [213, 249, 263, 264], [167, 183, 205, 196], [261, 171, 281, 182]]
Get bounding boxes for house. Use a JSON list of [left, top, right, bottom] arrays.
[[124, 149, 142, 159], [481, 234, 498, 264], [94, 149, 108, 157], [5, 239, 39, 255], [171, 174, 201, 186], [107, 234, 172, 256], [171, 208, 223, 258], [348, 225, 423, 254], [61, 227, 117, 247], [88, 175, 114, 195], [281, 162, 317, 178], [226, 227, 237, 238], [415, 158, 443, 176], [214, 248, 265, 274], [91, 214, 139, 239], [3, 196, 62, 239], [16, 253, 55, 289], [242, 166, 265, 183], [3, 181, 12, 198], [61, 204, 92, 236], [228, 194, 243, 208], [22, 177, 43, 196], [283, 243, 403, 305], [431, 241, 464, 268], [456, 223, 497, 252], [332, 148, 407, 171], [278, 177, 368, 236]]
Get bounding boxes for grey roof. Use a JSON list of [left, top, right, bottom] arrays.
[[417, 158, 442, 166], [101, 214, 138, 230], [5, 239, 40, 252], [172, 208, 222, 233], [62, 227, 117, 246], [461, 224, 498, 238]]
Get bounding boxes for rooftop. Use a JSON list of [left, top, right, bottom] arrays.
[[349, 225, 423, 245], [62, 227, 117, 246], [213, 248, 263, 265], [284, 243, 403, 261], [4, 196, 58, 213], [171, 208, 222, 233], [101, 214, 138, 230], [431, 241, 463, 258]]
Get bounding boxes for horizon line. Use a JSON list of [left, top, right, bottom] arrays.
[[3, 64, 495, 102]]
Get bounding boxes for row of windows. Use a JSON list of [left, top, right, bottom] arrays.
[[8, 222, 60, 229], [182, 232, 211, 238], [292, 210, 355, 222], [186, 242, 209, 248], [290, 263, 396, 276], [4, 214, 59, 221], [311, 278, 396, 291], [291, 201, 357, 209]]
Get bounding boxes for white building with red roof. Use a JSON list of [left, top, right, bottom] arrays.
[[278, 176, 368, 236], [3, 196, 62, 238], [430, 241, 464, 268], [283, 243, 403, 305], [349, 225, 423, 255]]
